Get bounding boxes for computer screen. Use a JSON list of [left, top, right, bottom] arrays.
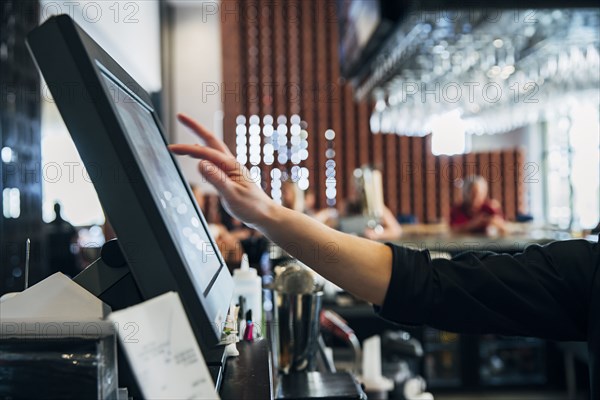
[[27, 14, 234, 357], [100, 71, 221, 295]]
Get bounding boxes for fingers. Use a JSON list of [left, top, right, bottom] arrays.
[[198, 160, 232, 193], [177, 113, 233, 156], [169, 143, 199, 155], [169, 144, 240, 175]]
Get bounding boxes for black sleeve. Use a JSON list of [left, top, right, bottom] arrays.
[[376, 239, 599, 341]]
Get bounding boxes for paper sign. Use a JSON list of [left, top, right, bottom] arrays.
[[108, 292, 219, 399]]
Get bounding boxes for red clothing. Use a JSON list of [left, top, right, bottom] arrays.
[[450, 200, 501, 233]]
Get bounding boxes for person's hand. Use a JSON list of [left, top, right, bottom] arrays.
[[488, 215, 507, 235], [472, 213, 492, 228], [364, 227, 379, 240], [169, 114, 276, 229]]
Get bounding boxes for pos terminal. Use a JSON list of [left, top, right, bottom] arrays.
[[27, 14, 366, 400], [27, 14, 236, 397]]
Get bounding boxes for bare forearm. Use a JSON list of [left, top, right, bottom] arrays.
[[258, 204, 392, 305], [169, 115, 393, 306]]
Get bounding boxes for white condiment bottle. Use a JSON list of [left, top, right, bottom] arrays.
[[232, 254, 263, 336]]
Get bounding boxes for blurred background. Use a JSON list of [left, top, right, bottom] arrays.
[[1, 1, 598, 398]]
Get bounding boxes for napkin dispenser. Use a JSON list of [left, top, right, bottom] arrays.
[[0, 273, 118, 399]]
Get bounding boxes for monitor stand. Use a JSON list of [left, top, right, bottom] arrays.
[[73, 239, 142, 310], [73, 239, 226, 397]]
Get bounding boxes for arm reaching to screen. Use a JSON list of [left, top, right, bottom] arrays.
[[169, 114, 392, 305]]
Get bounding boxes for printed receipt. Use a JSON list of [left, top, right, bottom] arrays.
[[108, 292, 220, 399]]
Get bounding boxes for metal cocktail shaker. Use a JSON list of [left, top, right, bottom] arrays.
[[274, 290, 323, 373], [270, 263, 323, 373]]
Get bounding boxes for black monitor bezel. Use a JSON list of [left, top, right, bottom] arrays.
[[27, 14, 233, 352]]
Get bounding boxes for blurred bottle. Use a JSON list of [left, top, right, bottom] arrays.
[[232, 254, 263, 335]]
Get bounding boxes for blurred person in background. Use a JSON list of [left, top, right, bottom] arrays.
[[45, 202, 79, 277], [341, 167, 402, 241], [450, 175, 506, 235], [282, 179, 338, 227], [363, 206, 403, 241], [218, 199, 267, 272], [303, 186, 339, 228], [281, 179, 303, 212]]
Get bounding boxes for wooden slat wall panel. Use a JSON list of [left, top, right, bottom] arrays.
[[299, 0, 316, 191], [399, 136, 411, 215], [340, 95, 349, 202], [221, 0, 527, 220], [372, 132, 384, 170], [351, 96, 361, 184], [384, 134, 398, 214], [245, 1, 260, 116], [490, 152, 502, 203], [314, 0, 328, 207], [272, 0, 285, 119], [502, 151, 516, 220], [478, 152, 491, 194], [438, 155, 451, 221], [357, 101, 370, 167], [326, 1, 344, 205], [464, 151, 477, 181], [343, 84, 357, 200], [424, 135, 437, 222], [288, 0, 301, 116], [462, 151, 477, 215], [220, 0, 243, 152], [515, 150, 525, 215], [411, 137, 424, 222], [259, 0, 273, 192], [272, 0, 287, 199], [450, 154, 463, 206], [368, 101, 376, 165]]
